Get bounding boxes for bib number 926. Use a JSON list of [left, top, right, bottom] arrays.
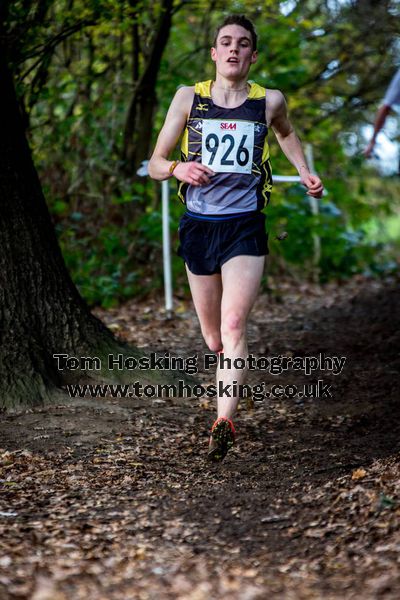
[[201, 120, 254, 174]]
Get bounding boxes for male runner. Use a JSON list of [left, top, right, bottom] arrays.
[[148, 15, 323, 461], [364, 67, 400, 159]]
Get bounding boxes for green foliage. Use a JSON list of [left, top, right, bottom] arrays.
[[6, 0, 400, 304], [54, 179, 185, 307], [268, 173, 399, 283], [58, 219, 133, 309]]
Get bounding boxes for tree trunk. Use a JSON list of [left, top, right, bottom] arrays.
[[0, 53, 139, 410], [121, 0, 173, 175]]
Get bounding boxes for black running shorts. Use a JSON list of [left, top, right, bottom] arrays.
[[177, 212, 269, 276]]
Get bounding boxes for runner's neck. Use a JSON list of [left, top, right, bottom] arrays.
[[211, 79, 250, 109]]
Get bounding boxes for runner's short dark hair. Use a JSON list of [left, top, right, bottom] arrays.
[[213, 15, 257, 51]]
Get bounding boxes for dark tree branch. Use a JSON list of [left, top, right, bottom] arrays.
[[20, 18, 96, 74], [122, 0, 175, 174]]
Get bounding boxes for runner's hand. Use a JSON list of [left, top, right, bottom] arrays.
[[173, 162, 214, 186], [301, 171, 324, 199]]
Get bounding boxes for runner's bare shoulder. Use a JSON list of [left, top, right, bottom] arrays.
[[265, 88, 286, 105], [171, 85, 195, 118], [265, 88, 286, 125]]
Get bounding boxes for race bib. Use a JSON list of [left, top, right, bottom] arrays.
[[201, 120, 254, 174]]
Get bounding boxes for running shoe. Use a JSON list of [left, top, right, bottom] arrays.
[[207, 417, 236, 462]]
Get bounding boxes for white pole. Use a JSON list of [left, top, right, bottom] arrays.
[[272, 175, 301, 182], [305, 144, 321, 282], [161, 179, 173, 315], [137, 161, 173, 315]]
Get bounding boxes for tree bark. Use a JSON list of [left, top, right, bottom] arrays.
[[0, 53, 136, 410]]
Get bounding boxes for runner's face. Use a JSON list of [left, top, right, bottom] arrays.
[[211, 24, 257, 79]]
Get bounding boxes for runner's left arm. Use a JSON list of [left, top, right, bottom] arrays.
[[269, 91, 324, 199]]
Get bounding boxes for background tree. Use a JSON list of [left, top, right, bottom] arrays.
[[0, 0, 179, 410], [121, 0, 175, 176]]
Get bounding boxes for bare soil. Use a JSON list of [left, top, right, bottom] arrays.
[[1, 274, 399, 599]]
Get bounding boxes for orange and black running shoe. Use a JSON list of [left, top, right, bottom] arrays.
[[207, 417, 236, 462]]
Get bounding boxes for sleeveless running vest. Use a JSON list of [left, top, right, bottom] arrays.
[[178, 80, 272, 218]]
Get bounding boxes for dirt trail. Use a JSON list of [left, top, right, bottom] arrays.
[[0, 275, 399, 599]]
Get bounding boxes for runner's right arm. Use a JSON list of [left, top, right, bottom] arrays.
[[148, 86, 214, 186], [364, 105, 391, 157]]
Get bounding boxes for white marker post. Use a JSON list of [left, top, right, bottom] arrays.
[[161, 179, 173, 316], [305, 144, 321, 282], [137, 161, 173, 317]]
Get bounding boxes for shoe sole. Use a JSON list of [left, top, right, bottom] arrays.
[[207, 420, 235, 462]]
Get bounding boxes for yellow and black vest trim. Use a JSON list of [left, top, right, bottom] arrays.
[[178, 80, 273, 217]]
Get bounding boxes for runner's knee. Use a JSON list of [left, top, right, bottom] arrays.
[[221, 311, 245, 344]]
